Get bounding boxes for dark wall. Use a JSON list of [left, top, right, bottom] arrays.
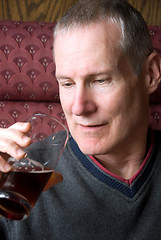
[[0, 0, 161, 25]]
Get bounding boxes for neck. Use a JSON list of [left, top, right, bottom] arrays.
[[94, 130, 149, 180], [95, 152, 145, 179]]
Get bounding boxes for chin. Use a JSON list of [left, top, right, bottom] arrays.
[[77, 140, 106, 156], [71, 130, 110, 155]]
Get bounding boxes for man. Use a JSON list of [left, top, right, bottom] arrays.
[[0, 0, 161, 239]]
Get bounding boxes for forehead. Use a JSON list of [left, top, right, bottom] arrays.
[[54, 21, 122, 56], [54, 22, 125, 77]]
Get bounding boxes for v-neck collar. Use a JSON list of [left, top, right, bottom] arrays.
[[69, 129, 156, 199]]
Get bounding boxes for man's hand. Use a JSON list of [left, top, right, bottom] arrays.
[[0, 122, 63, 189], [0, 122, 31, 172]]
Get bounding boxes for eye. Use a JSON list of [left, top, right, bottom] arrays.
[[95, 79, 106, 84], [94, 78, 112, 85], [57, 79, 75, 89], [62, 82, 73, 87]]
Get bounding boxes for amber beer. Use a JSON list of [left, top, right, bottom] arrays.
[[0, 166, 53, 220]]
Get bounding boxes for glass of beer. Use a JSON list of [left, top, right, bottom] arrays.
[[0, 114, 68, 220]]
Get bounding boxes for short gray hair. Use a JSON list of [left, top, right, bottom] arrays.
[[54, 0, 153, 75]]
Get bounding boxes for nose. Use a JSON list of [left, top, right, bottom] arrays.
[[71, 86, 97, 116]]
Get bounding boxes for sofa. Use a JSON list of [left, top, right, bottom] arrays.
[[0, 21, 161, 132]]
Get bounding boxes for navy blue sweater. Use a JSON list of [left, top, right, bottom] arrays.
[[0, 130, 161, 239]]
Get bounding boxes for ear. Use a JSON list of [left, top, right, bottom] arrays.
[[145, 52, 161, 94]]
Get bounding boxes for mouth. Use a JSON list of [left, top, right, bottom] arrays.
[[78, 123, 107, 132]]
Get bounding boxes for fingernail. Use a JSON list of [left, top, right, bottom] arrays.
[[17, 148, 25, 156], [24, 122, 29, 126], [4, 163, 12, 172], [23, 136, 31, 142]]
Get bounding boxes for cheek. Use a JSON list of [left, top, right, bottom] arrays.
[[101, 90, 130, 118], [106, 87, 147, 128], [59, 93, 73, 121]]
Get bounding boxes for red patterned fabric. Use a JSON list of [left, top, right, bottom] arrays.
[[0, 20, 66, 128], [148, 26, 161, 130], [0, 21, 58, 101], [0, 101, 66, 128], [0, 21, 161, 130]]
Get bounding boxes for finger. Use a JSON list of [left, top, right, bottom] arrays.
[[43, 172, 63, 191], [0, 136, 28, 157], [8, 122, 31, 147], [0, 123, 31, 172], [8, 122, 31, 133], [0, 127, 31, 149], [0, 155, 12, 172]]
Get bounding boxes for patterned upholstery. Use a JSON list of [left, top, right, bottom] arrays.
[[148, 26, 161, 130], [0, 21, 161, 131], [0, 20, 66, 129]]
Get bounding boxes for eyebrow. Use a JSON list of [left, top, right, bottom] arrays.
[[56, 70, 114, 81], [56, 75, 71, 81]]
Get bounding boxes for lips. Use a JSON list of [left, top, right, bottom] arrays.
[[78, 123, 107, 132]]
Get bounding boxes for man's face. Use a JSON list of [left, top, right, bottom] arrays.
[[54, 22, 149, 157]]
